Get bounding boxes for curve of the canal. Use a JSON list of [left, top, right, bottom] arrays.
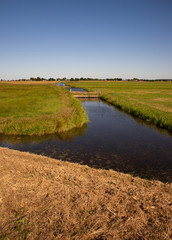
[[0, 98, 172, 183]]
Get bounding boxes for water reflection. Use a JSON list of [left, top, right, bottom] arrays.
[[56, 123, 87, 141], [65, 87, 87, 92], [0, 100, 172, 183], [0, 123, 88, 144]]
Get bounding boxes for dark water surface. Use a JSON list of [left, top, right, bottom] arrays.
[[65, 87, 87, 92], [0, 99, 172, 182]]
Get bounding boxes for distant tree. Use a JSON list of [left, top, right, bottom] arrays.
[[30, 77, 42, 81], [114, 78, 122, 81]]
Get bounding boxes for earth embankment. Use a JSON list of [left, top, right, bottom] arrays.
[[0, 147, 171, 239]]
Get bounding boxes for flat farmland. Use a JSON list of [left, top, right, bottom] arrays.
[[68, 81, 172, 131], [0, 81, 88, 135]]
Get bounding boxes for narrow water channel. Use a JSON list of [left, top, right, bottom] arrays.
[[0, 99, 172, 183]]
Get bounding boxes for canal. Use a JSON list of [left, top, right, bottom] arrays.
[[0, 99, 172, 182]]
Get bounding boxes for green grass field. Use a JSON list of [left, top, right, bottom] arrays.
[[68, 81, 172, 131], [0, 82, 88, 135]]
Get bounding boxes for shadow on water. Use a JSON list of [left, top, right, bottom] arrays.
[[0, 98, 172, 183]]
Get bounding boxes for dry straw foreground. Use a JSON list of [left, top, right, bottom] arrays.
[[0, 147, 172, 239]]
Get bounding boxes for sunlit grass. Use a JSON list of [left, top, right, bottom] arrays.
[[68, 81, 172, 131], [0, 82, 88, 135]]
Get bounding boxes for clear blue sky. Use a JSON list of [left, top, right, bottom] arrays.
[[0, 0, 172, 79]]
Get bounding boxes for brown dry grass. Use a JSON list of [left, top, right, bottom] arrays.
[[0, 147, 171, 240], [0, 81, 57, 85]]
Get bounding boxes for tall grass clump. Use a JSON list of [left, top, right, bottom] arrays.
[[0, 82, 88, 135]]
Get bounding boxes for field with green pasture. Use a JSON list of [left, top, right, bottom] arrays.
[[68, 81, 172, 132], [0, 82, 88, 135]]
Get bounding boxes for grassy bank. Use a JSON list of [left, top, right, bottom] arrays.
[[0, 82, 88, 135], [0, 147, 171, 239], [68, 81, 172, 131]]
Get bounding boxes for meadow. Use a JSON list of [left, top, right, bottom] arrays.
[[68, 81, 172, 132], [0, 82, 88, 135]]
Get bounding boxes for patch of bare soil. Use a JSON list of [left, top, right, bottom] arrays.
[[0, 147, 171, 240]]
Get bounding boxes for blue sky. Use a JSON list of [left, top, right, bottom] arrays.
[[0, 0, 172, 79]]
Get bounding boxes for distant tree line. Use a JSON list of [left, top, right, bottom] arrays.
[[29, 77, 123, 81], [126, 78, 172, 82], [30, 77, 59, 81], [29, 77, 171, 82], [1, 77, 171, 82]]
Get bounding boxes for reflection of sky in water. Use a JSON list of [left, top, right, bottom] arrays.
[[0, 100, 172, 183]]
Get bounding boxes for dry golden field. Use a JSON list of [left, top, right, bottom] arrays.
[[0, 147, 171, 240]]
